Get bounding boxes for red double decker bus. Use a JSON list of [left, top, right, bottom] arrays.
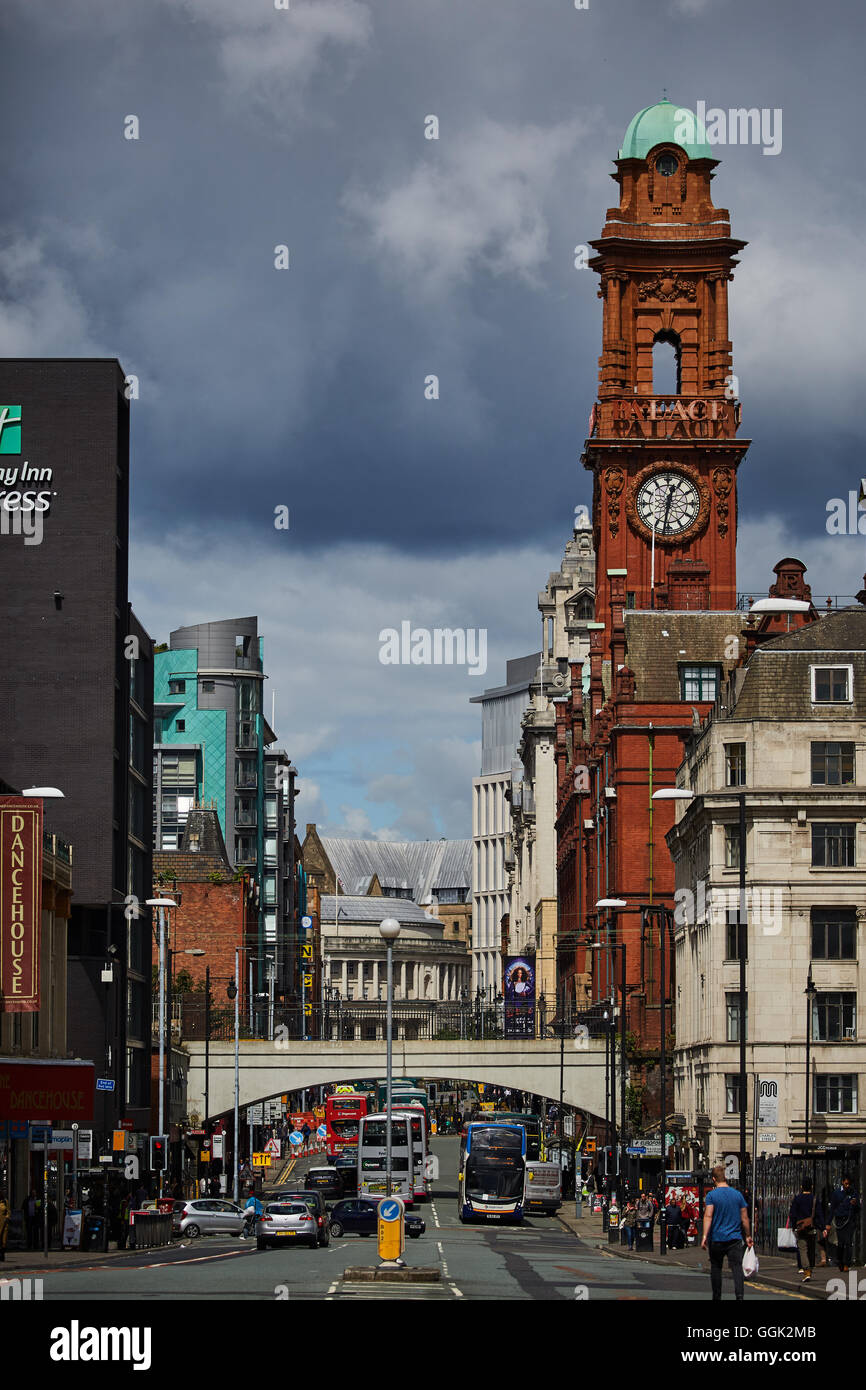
[[325, 1092, 368, 1159]]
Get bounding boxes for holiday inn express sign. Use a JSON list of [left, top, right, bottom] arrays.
[[0, 796, 42, 1012]]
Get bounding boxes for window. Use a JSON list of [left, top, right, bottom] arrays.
[[811, 666, 851, 703], [812, 992, 856, 1041], [653, 331, 681, 395], [813, 1074, 857, 1114], [200, 679, 215, 693], [725, 912, 747, 961], [725, 743, 746, 787], [176, 720, 185, 732], [812, 823, 856, 867], [406, 963, 415, 990], [725, 993, 747, 1042], [811, 741, 854, 785], [168, 679, 186, 695], [680, 665, 720, 702], [725, 1074, 742, 1114], [346, 962, 357, 980], [724, 824, 742, 869], [811, 909, 857, 960], [626, 592, 636, 610]]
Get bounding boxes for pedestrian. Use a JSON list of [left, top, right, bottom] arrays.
[[826, 1174, 860, 1272], [301, 1122, 311, 1152], [21, 1188, 40, 1249], [636, 1191, 655, 1243], [664, 1196, 685, 1250], [0, 1189, 9, 1261], [788, 1177, 824, 1282], [117, 1193, 131, 1250], [701, 1164, 753, 1301], [622, 1198, 637, 1251]]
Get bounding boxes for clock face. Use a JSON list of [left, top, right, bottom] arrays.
[[636, 471, 701, 536], [655, 153, 678, 177]]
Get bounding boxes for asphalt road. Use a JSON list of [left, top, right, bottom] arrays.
[[27, 1139, 798, 1302]]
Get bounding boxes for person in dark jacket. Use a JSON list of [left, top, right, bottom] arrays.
[[788, 1178, 825, 1281], [826, 1175, 860, 1272], [664, 1197, 686, 1250]]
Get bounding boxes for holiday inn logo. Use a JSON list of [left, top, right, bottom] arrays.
[[0, 406, 22, 454]]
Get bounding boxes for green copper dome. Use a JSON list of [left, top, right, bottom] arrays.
[[618, 99, 712, 160]]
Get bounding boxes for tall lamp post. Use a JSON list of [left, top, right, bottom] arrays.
[[379, 917, 401, 1197], [650, 786, 695, 1250], [226, 953, 240, 1203], [595, 900, 628, 1188], [145, 896, 177, 1194], [804, 969, 817, 1164]]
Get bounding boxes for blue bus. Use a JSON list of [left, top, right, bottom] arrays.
[[458, 1122, 526, 1224]]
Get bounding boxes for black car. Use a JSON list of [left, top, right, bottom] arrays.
[[304, 1166, 344, 1201], [280, 1190, 330, 1245], [333, 1151, 358, 1195], [328, 1199, 425, 1239]]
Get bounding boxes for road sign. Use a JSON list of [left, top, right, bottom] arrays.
[[301, 915, 312, 930], [247, 1104, 264, 1124], [252, 1152, 271, 1168], [301, 942, 312, 959], [377, 1196, 405, 1262], [211, 1134, 224, 1159], [265, 1138, 281, 1157], [583, 1138, 597, 1154], [289, 1131, 304, 1147], [626, 1146, 647, 1156], [316, 1125, 327, 1139], [96, 1078, 115, 1092]]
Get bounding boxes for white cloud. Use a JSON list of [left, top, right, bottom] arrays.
[[167, 0, 372, 113], [344, 117, 589, 296], [0, 237, 104, 357]]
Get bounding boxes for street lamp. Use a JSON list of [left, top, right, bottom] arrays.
[[594, 899, 628, 1191], [379, 916, 401, 1198], [145, 896, 177, 1191], [804, 969, 817, 1159], [20, 787, 65, 797], [226, 953, 240, 1202]]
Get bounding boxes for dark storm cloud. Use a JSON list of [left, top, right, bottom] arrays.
[[3, 0, 863, 561]]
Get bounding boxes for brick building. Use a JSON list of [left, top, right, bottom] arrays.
[[552, 100, 815, 1140]]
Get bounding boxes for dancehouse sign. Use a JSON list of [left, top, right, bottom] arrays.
[[0, 796, 42, 1013]]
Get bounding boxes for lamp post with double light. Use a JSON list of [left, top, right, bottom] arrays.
[[379, 917, 401, 1197], [145, 896, 177, 1193]]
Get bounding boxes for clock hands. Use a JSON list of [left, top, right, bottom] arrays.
[[659, 480, 676, 535]]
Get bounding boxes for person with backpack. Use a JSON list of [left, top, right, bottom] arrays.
[[788, 1177, 825, 1282]]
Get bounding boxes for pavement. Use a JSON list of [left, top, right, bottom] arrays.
[[558, 1204, 852, 1299]]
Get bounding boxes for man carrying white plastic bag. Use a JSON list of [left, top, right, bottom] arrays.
[[701, 1164, 754, 1300]]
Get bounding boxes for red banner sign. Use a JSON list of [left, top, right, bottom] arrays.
[[0, 1059, 95, 1122], [0, 798, 42, 1013]]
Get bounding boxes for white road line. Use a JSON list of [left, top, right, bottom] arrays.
[[449, 1283, 463, 1298], [437, 1239, 451, 1280], [431, 1202, 441, 1229]]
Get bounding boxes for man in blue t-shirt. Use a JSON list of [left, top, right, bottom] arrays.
[[701, 1165, 752, 1300]]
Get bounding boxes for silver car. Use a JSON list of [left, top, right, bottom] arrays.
[[172, 1198, 245, 1239], [255, 1200, 320, 1250]]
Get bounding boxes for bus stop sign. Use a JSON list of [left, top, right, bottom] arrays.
[[377, 1196, 405, 1262]]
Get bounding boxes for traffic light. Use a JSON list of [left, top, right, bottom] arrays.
[[149, 1135, 169, 1172]]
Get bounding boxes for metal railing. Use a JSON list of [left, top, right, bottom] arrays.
[[42, 831, 72, 864], [170, 999, 612, 1044], [745, 1149, 863, 1262], [736, 593, 858, 612]]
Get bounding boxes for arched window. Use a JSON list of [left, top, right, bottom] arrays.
[[653, 330, 681, 395]]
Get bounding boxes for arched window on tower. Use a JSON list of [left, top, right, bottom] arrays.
[[653, 330, 681, 395]]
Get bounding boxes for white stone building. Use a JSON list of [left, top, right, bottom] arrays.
[[666, 602, 866, 1166]]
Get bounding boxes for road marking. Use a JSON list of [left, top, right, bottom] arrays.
[[431, 1202, 441, 1229], [436, 1239, 451, 1280], [450, 1283, 464, 1298]]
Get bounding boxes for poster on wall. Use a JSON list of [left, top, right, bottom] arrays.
[[0, 797, 43, 1013], [504, 955, 535, 1038]]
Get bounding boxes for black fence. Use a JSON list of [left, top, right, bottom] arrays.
[[744, 1148, 864, 1262], [171, 1000, 613, 1045]]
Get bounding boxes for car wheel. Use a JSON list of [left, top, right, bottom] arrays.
[[185, 1224, 201, 1239], [256, 1239, 268, 1251], [329, 1221, 343, 1237]]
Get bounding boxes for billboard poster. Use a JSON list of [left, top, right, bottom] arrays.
[[0, 797, 42, 1013], [504, 955, 535, 1038], [0, 1059, 95, 1123]]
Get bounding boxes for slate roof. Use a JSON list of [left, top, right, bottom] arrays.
[[320, 837, 471, 904], [623, 611, 743, 702], [731, 606, 866, 721], [320, 895, 443, 935]]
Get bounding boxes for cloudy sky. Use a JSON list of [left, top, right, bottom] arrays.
[[3, 0, 864, 837]]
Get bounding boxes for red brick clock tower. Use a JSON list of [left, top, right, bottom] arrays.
[[583, 99, 750, 652]]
